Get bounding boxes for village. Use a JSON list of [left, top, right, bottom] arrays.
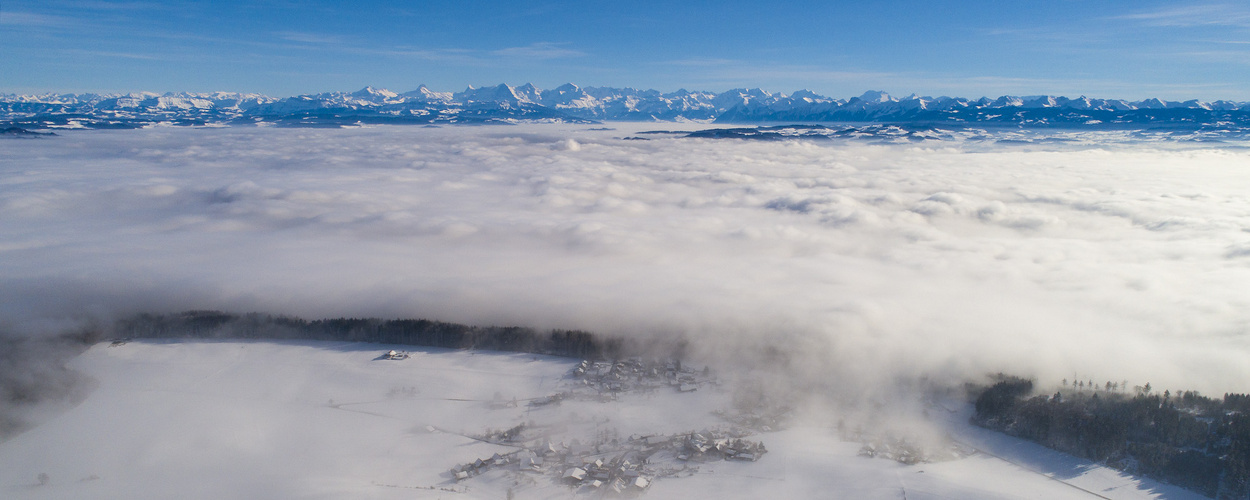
[[447, 428, 767, 495], [378, 352, 971, 495], [442, 357, 768, 495]]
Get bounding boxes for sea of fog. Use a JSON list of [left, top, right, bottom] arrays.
[[2, 123, 1249, 397]]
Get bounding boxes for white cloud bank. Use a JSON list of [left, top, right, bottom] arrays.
[[1, 124, 1249, 396]]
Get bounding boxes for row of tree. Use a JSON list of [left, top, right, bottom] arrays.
[[1061, 377, 1170, 397], [113, 311, 685, 361], [974, 375, 1250, 499]]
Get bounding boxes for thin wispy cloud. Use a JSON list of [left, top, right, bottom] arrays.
[[656, 59, 898, 93], [62, 49, 162, 60], [1171, 49, 1250, 66], [274, 31, 346, 45], [490, 42, 585, 60], [261, 37, 582, 65], [0, 11, 78, 28], [658, 56, 1199, 101], [1117, 3, 1250, 28], [6, 2, 1249, 100], [348, 42, 586, 66], [369, 46, 483, 64], [662, 58, 740, 67], [983, 26, 1108, 43], [45, 0, 162, 10]]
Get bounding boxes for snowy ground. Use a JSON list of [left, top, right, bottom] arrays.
[[0, 340, 1209, 499]]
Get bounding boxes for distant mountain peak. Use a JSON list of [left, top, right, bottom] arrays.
[[857, 90, 893, 103], [788, 89, 825, 100], [352, 86, 398, 99], [3, 84, 1248, 130]]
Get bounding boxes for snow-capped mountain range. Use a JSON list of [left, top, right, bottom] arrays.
[[3, 84, 1249, 130]]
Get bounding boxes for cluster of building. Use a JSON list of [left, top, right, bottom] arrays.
[[570, 358, 710, 395], [449, 448, 541, 481], [512, 358, 714, 412], [448, 437, 655, 494], [449, 430, 767, 495], [559, 455, 653, 494], [673, 430, 767, 462], [857, 434, 973, 465], [378, 350, 410, 360], [445, 358, 774, 495]]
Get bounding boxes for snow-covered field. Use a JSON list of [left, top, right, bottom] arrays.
[[0, 340, 1209, 499]]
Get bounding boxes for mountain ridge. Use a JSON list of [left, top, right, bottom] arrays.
[[3, 84, 1249, 130]]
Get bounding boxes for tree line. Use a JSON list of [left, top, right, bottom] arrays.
[[974, 375, 1250, 499], [112, 310, 683, 361]]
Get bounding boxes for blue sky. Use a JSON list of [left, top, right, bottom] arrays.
[[1, 0, 1248, 100]]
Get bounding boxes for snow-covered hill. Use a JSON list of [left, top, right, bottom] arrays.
[[3, 85, 1248, 130], [0, 340, 1209, 499]]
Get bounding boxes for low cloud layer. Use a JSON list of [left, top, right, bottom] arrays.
[[2, 125, 1249, 397]]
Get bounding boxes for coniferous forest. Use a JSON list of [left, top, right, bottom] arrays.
[[114, 311, 643, 361], [974, 376, 1250, 499]]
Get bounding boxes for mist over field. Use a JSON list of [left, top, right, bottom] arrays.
[[2, 124, 1249, 402], [11, 0, 1250, 494]]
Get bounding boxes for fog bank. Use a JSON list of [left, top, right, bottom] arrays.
[[2, 124, 1249, 397]]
